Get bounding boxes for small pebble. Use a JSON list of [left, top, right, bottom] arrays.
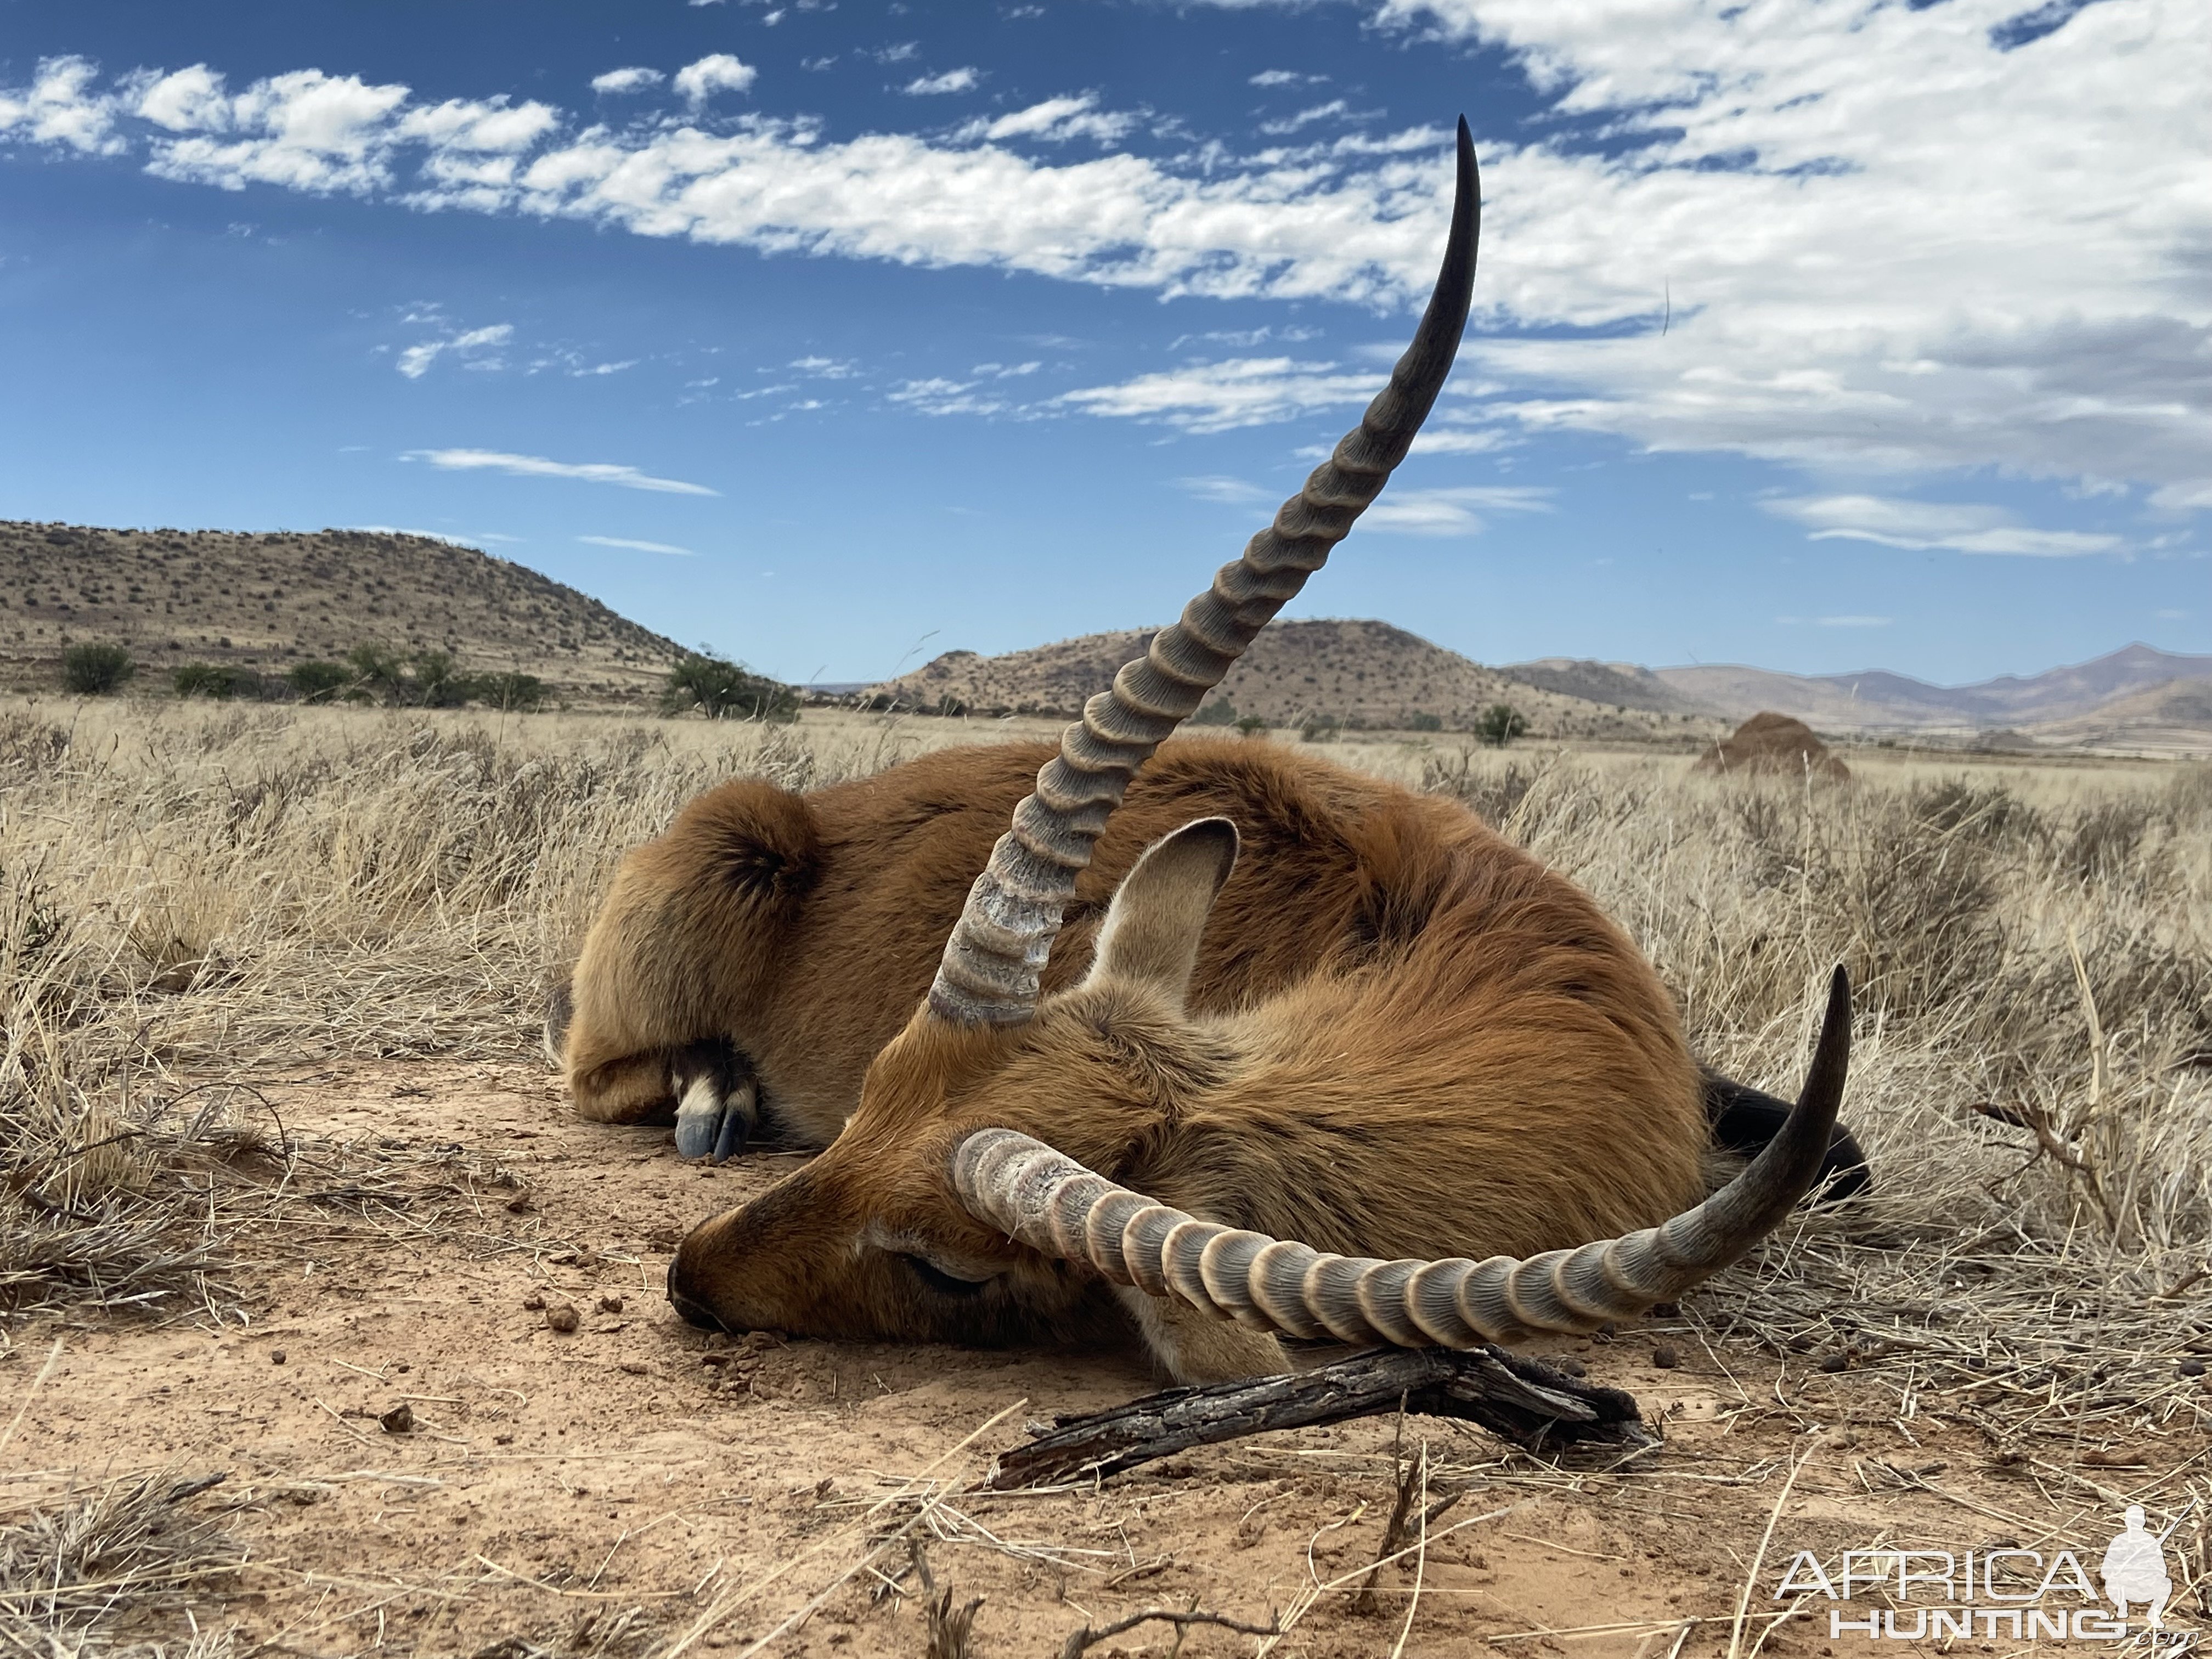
[[269, 1350, 287, 1366], [1818, 1350, 1850, 1374], [379, 1403, 415, 1435], [522, 1294, 546, 1312], [619, 1361, 649, 1376], [1651, 1344, 1679, 1370], [1552, 1356, 1587, 1379], [597, 1295, 626, 1315], [2180, 1357, 2206, 1378], [545, 1301, 582, 1334]]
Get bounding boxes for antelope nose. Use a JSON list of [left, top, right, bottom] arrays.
[[665, 1263, 727, 1330]]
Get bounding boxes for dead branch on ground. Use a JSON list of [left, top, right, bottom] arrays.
[[988, 1346, 1649, 1490]]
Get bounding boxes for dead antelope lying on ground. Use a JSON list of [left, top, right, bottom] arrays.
[[555, 738, 1863, 1182], [660, 123, 1859, 1383]]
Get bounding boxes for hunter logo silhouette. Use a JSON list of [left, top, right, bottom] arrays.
[[2100, 1506, 2174, 1630]]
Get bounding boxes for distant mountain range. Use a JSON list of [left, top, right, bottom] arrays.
[[1640, 643, 2212, 733], [11, 518, 2204, 751], [870, 628, 2212, 752]]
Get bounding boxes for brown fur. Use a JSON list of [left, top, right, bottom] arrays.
[[563, 737, 1553, 1145], [654, 742, 1709, 1382]]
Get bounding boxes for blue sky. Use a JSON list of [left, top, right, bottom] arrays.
[[2, 0, 2205, 686]]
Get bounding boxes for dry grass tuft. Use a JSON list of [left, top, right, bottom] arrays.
[[1420, 745, 2212, 1459], [0, 1470, 241, 1656]]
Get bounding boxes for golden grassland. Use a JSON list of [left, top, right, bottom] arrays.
[[3, 696, 2210, 1651]]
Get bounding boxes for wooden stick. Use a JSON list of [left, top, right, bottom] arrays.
[[986, 1346, 1650, 1489]]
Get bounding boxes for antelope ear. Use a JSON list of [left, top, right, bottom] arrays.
[[1082, 817, 1239, 1009]]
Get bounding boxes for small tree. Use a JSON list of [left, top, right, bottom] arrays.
[[1234, 714, 1268, 738], [408, 650, 471, 709], [662, 652, 799, 721], [289, 661, 351, 704], [1191, 696, 1238, 726], [475, 670, 546, 712], [1407, 710, 1443, 732], [346, 643, 409, 704], [1476, 703, 1530, 748], [61, 642, 136, 696]]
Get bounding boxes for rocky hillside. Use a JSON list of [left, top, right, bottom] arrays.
[[868, 618, 1725, 743], [1, 521, 683, 702], [1502, 657, 1708, 717]]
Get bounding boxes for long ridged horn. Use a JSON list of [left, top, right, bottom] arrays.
[[927, 119, 1482, 1026], [950, 968, 1850, 1344]]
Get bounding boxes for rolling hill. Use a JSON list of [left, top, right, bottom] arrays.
[[868, 619, 1726, 743], [1, 521, 684, 702]]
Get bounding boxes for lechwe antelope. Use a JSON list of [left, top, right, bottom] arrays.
[[664, 122, 1860, 1381], [554, 738, 1865, 1181]]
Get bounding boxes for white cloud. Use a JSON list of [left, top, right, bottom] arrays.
[[1249, 70, 1324, 88], [886, 377, 1011, 417], [1819, 616, 1893, 628], [591, 68, 665, 95], [904, 68, 982, 96], [578, 534, 695, 555], [673, 54, 758, 108], [1408, 427, 1516, 456], [0, 57, 125, 154], [396, 321, 512, 378], [1180, 475, 1272, 504], [960, 95, 1136, 145], [1057, 357, 1385, 433], [12, 9, 2210, 503], [1763, 494, 2124, 557], [403, 448, 719, 495], [1362, 484, 1554, 536], [1259, 99, 1352, 136]]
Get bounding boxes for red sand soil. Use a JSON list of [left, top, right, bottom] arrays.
[[7, 1064, 2196, 1656]]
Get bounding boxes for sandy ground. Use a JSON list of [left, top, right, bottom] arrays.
[[8, 1066, 2206, 1658]]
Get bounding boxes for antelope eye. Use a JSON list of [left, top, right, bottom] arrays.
[[897, 1254, 992, 1297]]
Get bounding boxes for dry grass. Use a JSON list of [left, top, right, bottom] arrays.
[[0, 1466, 243, 1656], [3, 696, 2210, 1647]]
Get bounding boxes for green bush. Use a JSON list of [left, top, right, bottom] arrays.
[[475, 670, 546, 712], [1407, 710, 1444, 732], [346, 643, 410, 704], [662, 653, 800, 721], [1234, 714, 1268, 738], [172, 662, 260, 700], [1476, 703, 1530, 748], [60, 642, 136, 696], [289, 661, 352, 704], [1299, 715, 1341, 744], [1192, 696, 1238, 726], [407, 650, 472, 709]]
